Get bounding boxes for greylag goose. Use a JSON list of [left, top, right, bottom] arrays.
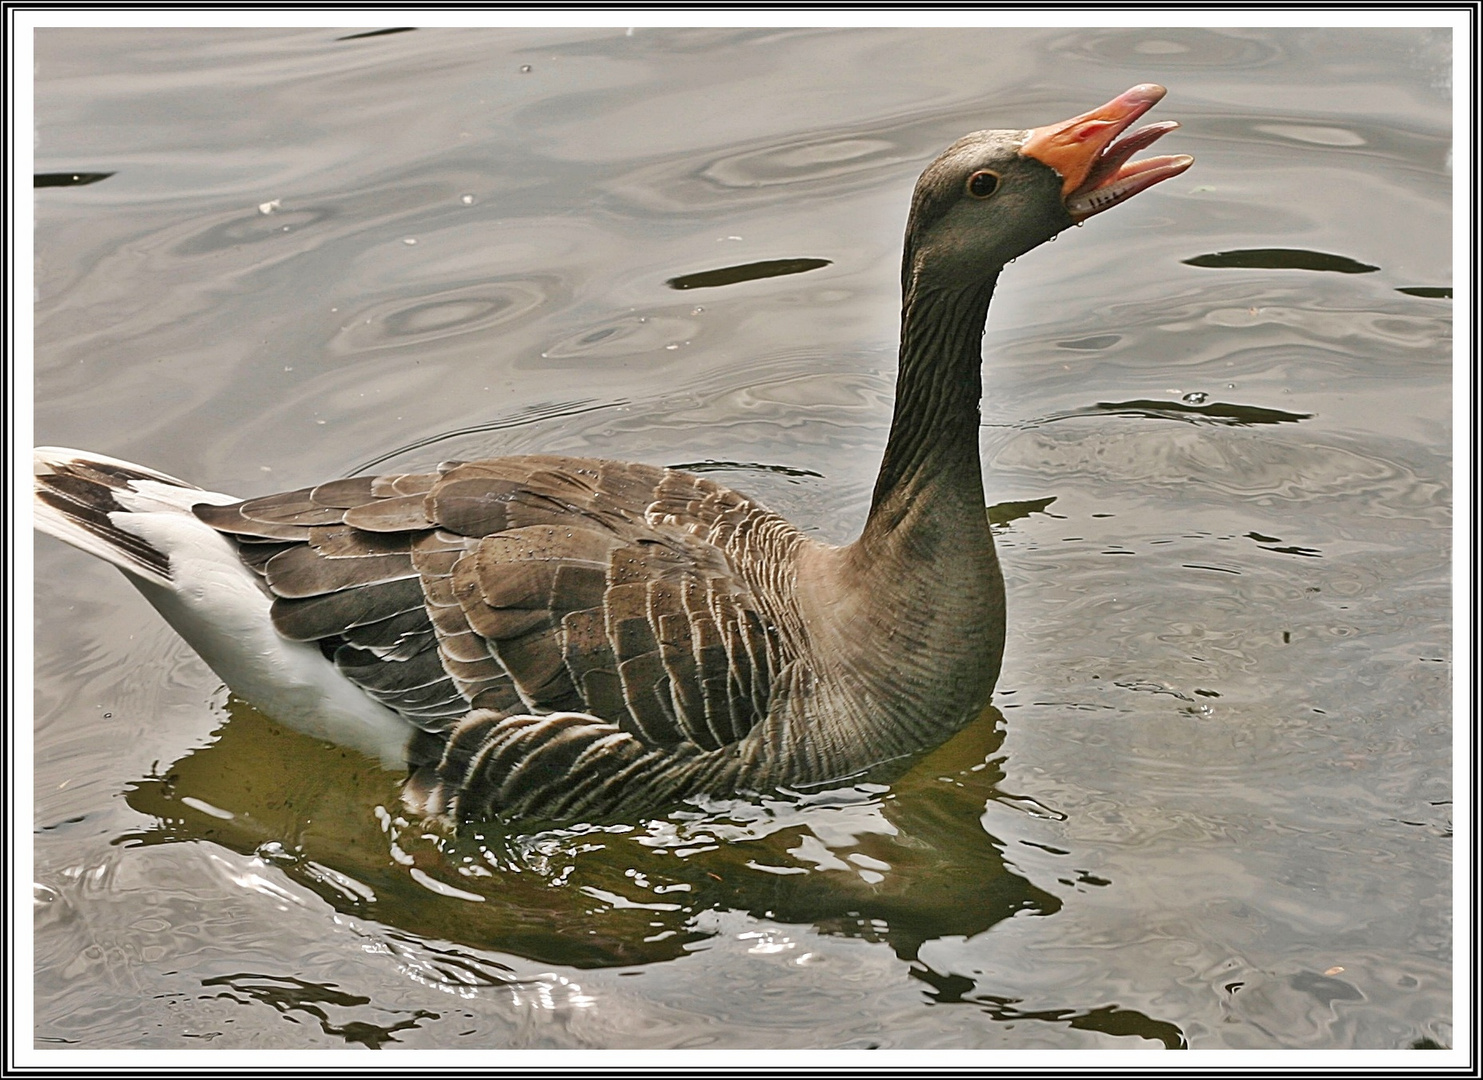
[[35, 85, 1191, 824]]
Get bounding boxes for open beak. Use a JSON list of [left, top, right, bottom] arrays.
[[1020, 84, 1194, 222]]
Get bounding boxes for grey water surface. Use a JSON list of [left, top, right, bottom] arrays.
[[32, 26, 1452, 1050]]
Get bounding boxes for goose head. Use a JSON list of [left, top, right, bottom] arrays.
[[903, 84, 1194, 290]]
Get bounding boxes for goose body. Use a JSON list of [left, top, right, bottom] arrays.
[[34, 86, 1191, 823]]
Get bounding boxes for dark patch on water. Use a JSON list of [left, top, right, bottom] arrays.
[[35, 172, 113, 188], [667, 258, 831, 290], [1046, 399, 1312, 427], [988, 496, 1061, 526], [911, 967, 1188, 1049], [1056, 334, 1122, 351], [337, 27, 416, 41], [1183, 248, 1380, 273], [200, 972, 437, 1048]]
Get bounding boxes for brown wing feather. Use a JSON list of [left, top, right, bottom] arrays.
[[192, 455, 800, 792]]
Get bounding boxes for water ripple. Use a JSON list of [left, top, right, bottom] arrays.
[[329, 279, 552, 356]]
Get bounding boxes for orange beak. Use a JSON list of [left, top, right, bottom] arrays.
[[1020, 84, 1194, 221]]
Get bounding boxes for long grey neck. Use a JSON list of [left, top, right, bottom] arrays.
[[772, 267, 1007, 779], [778, 267, 1005, 773], [860, 271, 999, 553]]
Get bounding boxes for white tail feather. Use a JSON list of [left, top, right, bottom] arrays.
[[33, 447, 413, 768], [34, 446, 237, 587]]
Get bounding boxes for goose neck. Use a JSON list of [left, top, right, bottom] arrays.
[[862, 274, 998, 549]]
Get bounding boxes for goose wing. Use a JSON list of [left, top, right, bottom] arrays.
[[194, 455, 793, 768]]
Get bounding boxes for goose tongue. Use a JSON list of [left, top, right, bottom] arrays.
[[1020, 83, 1194, 221]]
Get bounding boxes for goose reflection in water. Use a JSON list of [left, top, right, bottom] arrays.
[[119, 699, 1185, 1048]]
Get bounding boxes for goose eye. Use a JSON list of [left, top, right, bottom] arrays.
[[967, 170, 1000, 198]]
